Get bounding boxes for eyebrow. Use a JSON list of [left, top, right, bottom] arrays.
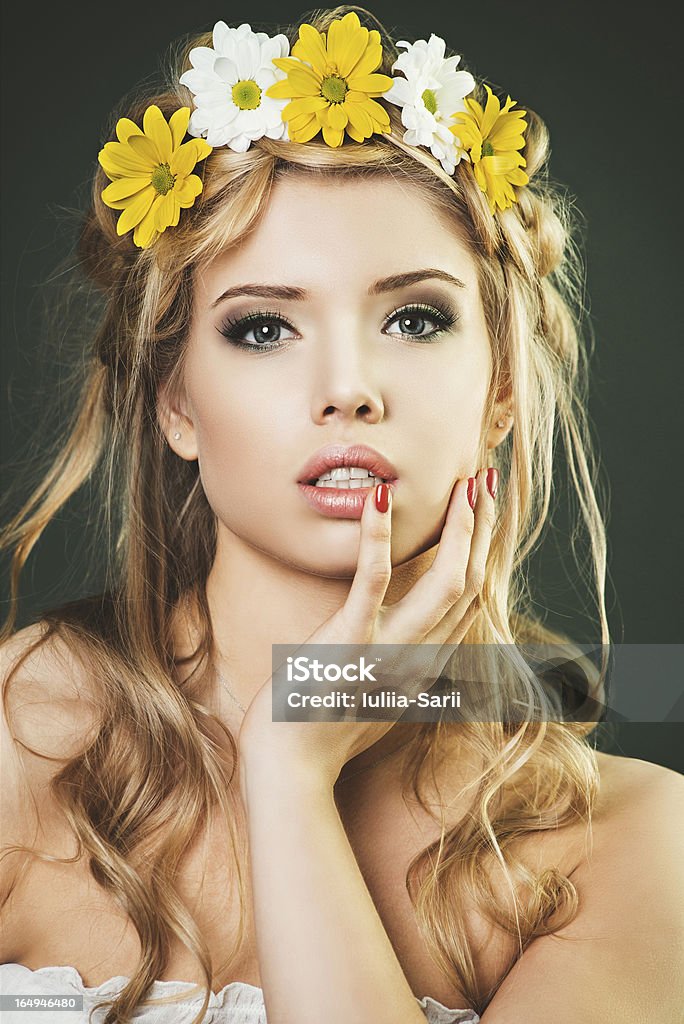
[[209, 268, 466, 308]]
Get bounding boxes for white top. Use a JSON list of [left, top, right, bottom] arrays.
[[0, 964, 480, 1023]]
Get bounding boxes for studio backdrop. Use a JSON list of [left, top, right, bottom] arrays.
[[1, 0, 681, 769]]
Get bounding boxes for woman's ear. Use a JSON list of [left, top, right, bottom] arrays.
[[157, 380, 199, 462], [485, 399, 514, 451]]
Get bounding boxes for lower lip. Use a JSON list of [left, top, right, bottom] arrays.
[[297, 482, 395, 519]]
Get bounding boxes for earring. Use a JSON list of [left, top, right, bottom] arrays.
[[173, 431, 181, 440], [496, 419, 505, 429]]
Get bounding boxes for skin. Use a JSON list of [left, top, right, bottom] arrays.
[[2, 178, 682, 1023], [160, 175, 511, 723], [157, 173, 511, 1021]]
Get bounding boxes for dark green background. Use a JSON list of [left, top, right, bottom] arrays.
[[1, 2, 681, 769]]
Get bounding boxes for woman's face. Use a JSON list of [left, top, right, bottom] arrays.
[[173, 174, 493, 576]]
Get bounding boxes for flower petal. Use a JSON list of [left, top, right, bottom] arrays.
[[102, 176, 152, 204], [288, 113, 322, 143], [265, 78, 298, 100], [327, 103, 348, 130], [169, 107, 191, 150], [154, 191, 178, 232], [115, 117, 144, 144], [116, 186, 157, 236], [383, 76, 412, 107], [322, 123, 344, 147], [361, 97, 391, 130], [326, 11, 361, 71], [480, 86, 501, 140], [213, 55, 239, 83], [345, 72, 393, 95], [143, 105, 173, 163], [186, 45, 219, 73], [133, 196, 163, 249], [175, 174, 203, 206], [128, 133, 165, 167], [192, 139, 212, 162], [346, 40, 383, 79], [282, 95, 328, 119], [170, 140, 199, 178], [98, 142, 154, 178], [344, 99, 373, 138], [336, 23, 369, 79], [295, 24, 329, 74], [284, 66, 323, 96]]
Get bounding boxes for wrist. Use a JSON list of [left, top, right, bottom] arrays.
[[238, 745, 337, 804]]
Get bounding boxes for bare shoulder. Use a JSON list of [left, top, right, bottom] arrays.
[[591, 748, 684, 830], [475, 750, 684, 1019], [0, 620, 99, 762], [0, 622, 99, 899]]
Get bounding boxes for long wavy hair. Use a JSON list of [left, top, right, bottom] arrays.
[[1, 6, 611, 1022]]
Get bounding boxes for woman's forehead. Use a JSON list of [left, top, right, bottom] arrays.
[[195, 176, 477, 301]]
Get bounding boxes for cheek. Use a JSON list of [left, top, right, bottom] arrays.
[[186, 352, 286, 499], [415, 352, 490, 472]]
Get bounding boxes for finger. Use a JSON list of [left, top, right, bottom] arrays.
[[343, 482, 393, 637], [386, 475, 476, 639], [427, 465, 497, 644]]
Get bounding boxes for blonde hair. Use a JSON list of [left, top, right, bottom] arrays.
[[1, 6, 610, 1020]]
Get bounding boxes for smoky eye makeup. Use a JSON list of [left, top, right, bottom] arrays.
[[215, 295, 461, 352]]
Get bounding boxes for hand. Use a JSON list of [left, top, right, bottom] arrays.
[[237, 466, 498, 788]]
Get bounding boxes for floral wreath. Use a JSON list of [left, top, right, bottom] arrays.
[[98, 12, 530, 250]]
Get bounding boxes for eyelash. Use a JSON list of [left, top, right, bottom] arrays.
[[217, 302, 459, 352]]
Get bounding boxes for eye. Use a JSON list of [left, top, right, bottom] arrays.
[[383, 302, 459, 342], [217, 309, 298, 351]]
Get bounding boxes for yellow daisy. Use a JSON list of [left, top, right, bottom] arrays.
[[265, 11, 394, 147], [98, 105, 212, 249], [449, 85, 529, 214]]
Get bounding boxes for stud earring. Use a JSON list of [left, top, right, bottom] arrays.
[[173, 431, 181, 440], [496, 419, 505, 429]]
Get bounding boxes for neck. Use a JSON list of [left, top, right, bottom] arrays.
[[198, 520, 439, 709]]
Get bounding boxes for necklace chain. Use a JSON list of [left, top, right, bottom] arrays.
[[216, 667, 247, 713], [214, 667, 408, 785]]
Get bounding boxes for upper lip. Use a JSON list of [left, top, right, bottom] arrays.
[[297, 444, 399, 484]]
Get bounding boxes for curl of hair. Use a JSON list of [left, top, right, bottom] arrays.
[[1, 6, 610, 1020]]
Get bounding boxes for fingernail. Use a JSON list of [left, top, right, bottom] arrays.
[[486, 467, 499, 499], [375, 482, 390, 513], [467, 477, 478, 510]]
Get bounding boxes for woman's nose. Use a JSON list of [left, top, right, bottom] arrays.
[[309, 331, 385, 424]]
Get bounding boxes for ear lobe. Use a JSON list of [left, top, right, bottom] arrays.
[[157, 381, 199, 461]]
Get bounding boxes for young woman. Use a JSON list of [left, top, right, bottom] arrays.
[[1, 7, 682, 1023]]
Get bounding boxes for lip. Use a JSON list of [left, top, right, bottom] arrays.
[[297, 444, 399, 486], [296, 444, 398, 520]]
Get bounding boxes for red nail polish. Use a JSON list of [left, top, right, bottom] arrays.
[[486, 468, 499, 499], [375, 483, 390, 513], [467, 477, 478, 510]]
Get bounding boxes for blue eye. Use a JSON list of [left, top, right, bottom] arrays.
[[384, 302, 458, 340], [217, 309, 298, 351], [217, 302, 458, 352]]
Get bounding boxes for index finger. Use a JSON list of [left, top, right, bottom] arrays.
[[343, 482, 393, 638]]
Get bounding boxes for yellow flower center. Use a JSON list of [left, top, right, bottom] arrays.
[[421, 88, 438, 115], [232, 79, 262, 110], [150, 163, 176, 195], [482, 140, 495, 157], [321, 74, 348, 104]]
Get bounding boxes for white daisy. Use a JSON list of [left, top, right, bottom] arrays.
[[179, 21, 291, 153], [384, 34, 475, 175]]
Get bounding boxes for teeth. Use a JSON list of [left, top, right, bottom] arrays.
[[331, 467, 371, 480], [312, 466, 386, 488]]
